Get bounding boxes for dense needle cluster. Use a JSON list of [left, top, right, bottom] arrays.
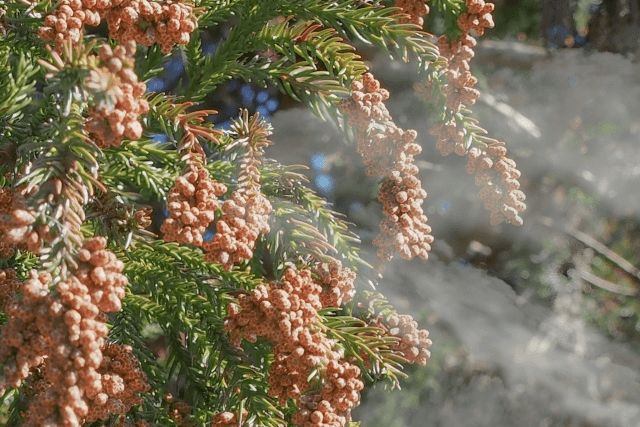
[[84, 41, 149, 148], [340, 73, 433, 261], [0, 237, 143, 427], [38, 0, 197, 54]]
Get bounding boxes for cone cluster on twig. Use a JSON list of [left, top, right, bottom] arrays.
[[39, 0, 196, 54], [340, 73, 433, 262], [202, 111, 274, 271], [415, 0, 495, 113], [225, 267, 328, 405], [85, 41, 149, 149], [435, 34, 480, 113], [316, 259, 356, 308], [467, 144, 526, 225], [428, 121, 525, 225], [203, 190, 271, 271], [161, 165, 227, 247], [0, 237, 147, 427], [224, 262, 361, 426], [394, 0, 430, 27], [112, 417, 153, 427], [0, 187, 43, 256], [83, 343, 151, 423], [162, 110, 273, 272], [292, 358, 364, 427], [161, 108, 229, 250], [415, 0, 525, 226], [383, 314, 432, 366], [168, 401, 192, 427]]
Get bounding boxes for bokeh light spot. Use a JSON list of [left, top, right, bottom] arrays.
[[146, 77, 164, 92], [315, 173, 334, 193], [241, 85, 255, 105], [310, 153, 325, 171], [256, 90, 270, 104], [349, 201, 364, 213], [256, 105, 270, 118], [266, 98, 279, 112], [151, 133, 168, 143]]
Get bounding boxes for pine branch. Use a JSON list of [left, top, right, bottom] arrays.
[[318, 312, 408, 388], [254, 19, 367, 85], [101, 140, 180, 201], [287, 1, 444, 70], [198, 0, 245, 27], [184, 0, 284, 101], [261, 161, 378, 289], [120, 241, 285, 425], [0, 48, 38, 119]]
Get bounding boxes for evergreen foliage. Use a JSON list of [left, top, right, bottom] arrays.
[[0, 0, 523, 426]]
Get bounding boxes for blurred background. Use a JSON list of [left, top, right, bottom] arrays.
[[150, 1, 640, 426]]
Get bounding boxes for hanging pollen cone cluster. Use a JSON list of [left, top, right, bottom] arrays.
[[316, 259, 356, 308], [466, 144, 526, 225], [224, 262, 363, 426], [413, 0, 493, 113], [168, 401, 192, 427], [413, 0, 525, 226], [162, 111, 273, 272], [83, 343, 151, 423], [292, 358, 364, 427], [384, 314, 432, 366], [210, 410, 248, 427], [340, 73, 434, 262]]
